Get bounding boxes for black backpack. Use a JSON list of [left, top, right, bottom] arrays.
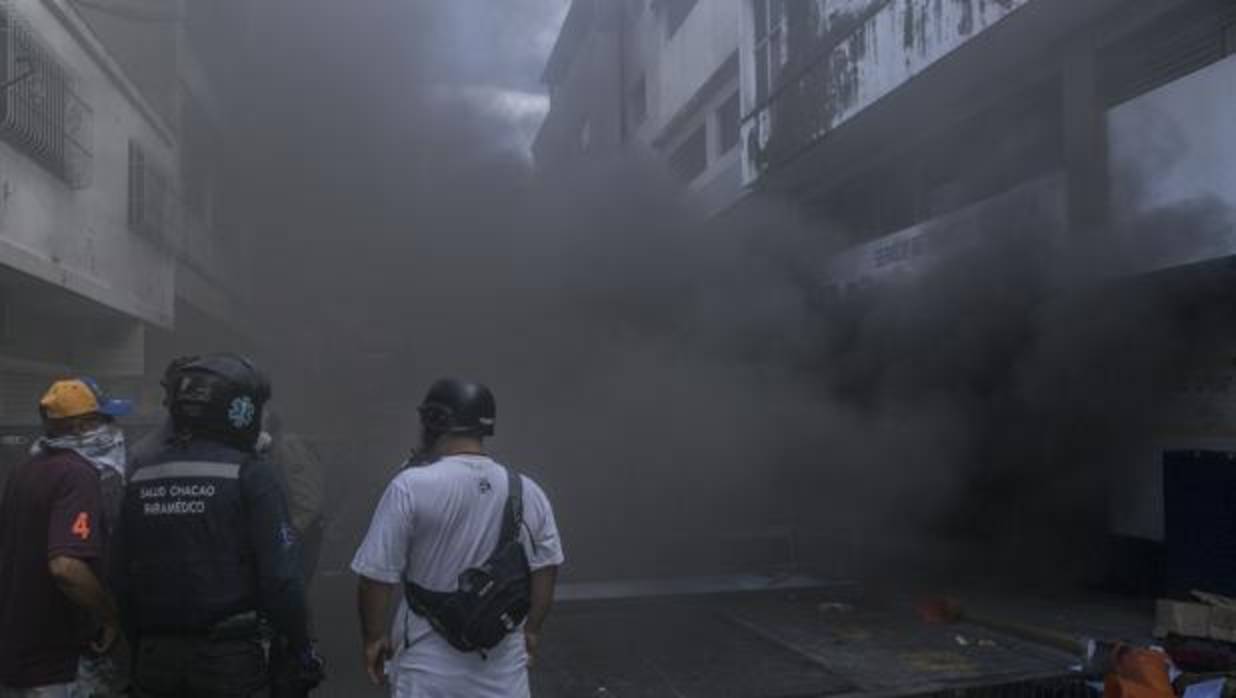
[[404, 467, 532, 654]]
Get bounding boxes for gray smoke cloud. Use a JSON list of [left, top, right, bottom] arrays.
[[208, 0, 1236, 597]]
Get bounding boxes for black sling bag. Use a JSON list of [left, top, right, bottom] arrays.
[[404, 467, 532, 654]]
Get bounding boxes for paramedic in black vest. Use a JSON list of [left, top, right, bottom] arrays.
[[110, 354, 323, 698]]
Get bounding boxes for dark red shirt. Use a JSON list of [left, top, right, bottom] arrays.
[[0, 449, 104, 688]]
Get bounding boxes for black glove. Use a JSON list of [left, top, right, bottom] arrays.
[[296, 643, 325, 686], [270, 640, 325, 697]]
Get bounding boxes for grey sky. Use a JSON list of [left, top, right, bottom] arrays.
[[426, 0, 570, 152]]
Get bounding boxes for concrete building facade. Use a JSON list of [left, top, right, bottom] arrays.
[[0, 0, 250, 426], [740, 0, 1236, 585], [538, 0, 1236, 587], [534, 0, 745, 216], [739, 0, 1236, 286]]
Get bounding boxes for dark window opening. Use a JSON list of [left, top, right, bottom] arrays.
[[669, 125, 707, 182], [663, 0, 697, 39], [810, 79, 1063, 245], [129, 141, 169, 242], [717, 91, 740, 154], [753, 0, 768, 42], [753, 0, 786, 109]]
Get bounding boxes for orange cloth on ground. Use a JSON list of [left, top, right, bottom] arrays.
[[1105, 646, 1176, 698]]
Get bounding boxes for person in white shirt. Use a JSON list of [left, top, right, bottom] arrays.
[[352, 379, 564, 698]]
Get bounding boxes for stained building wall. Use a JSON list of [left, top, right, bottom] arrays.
[[740, 0, 1034, 185]]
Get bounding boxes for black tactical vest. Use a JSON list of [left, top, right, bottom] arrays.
[[121, 440, 259, 633]]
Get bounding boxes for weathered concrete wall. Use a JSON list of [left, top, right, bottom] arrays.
[[534, 11, 624, 172], [741, 0, 1036, 185], [0, 0, 177, 327]]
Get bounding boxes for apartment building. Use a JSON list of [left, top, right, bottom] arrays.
[[534, 0, 745, 216], [0, 0, 250, 426]]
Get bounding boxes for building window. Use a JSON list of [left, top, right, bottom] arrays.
[[717, 91, 740, 154], [752, 0, 787, 107], [662, 0, 697, 39], [0, 6, 91, 186], [628, 76, 647, 127], [128, 141, 169, 243], [669, 125, 707, 182]]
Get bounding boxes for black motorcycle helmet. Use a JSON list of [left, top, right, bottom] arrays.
[[418, 378, 496, 437], [169, 353, 271, 450], [159, 354, 200, 406]]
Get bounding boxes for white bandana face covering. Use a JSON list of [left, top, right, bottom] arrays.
[[34, 424, 128, 479]]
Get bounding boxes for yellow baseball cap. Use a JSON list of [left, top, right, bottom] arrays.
[[39, 377, 133, 420]]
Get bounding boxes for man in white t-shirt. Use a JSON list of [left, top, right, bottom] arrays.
[[352, 379, 564, 698]]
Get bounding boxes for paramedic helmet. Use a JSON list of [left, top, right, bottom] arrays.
[[169, 353, 271, 450]]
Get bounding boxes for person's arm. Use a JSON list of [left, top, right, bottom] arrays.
[[47, 464, 118, 652], [350, 475, 416, 687], [524, 565, 558, 665], [357, 576, 397, 686], [48, 556, 119, 652], [241, 458, 311, 651], [522, 478, 566, 665]]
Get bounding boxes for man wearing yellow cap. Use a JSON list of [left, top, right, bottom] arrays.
[[0, 378, 129, 698]]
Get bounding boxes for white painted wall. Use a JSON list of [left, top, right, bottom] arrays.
[[652, 1, 741, 135], [0, 0, 177, 328]]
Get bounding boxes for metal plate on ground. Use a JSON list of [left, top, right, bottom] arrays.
[[531, 599, 856, 698]]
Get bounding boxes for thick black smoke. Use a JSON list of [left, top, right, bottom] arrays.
[[207, 1, 1236, 596]]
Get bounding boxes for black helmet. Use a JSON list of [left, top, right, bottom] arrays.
[[170, 353, 271, 449], [159, 355, 200, 406], [418, 378, 496, 437]]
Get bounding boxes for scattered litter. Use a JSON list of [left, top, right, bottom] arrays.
[[977, 639, 998, 648], [901, 650, 978, 673], [955, 634, 971, 647]]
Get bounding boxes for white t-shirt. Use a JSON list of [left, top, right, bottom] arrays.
[[351, 455, 564, 698]]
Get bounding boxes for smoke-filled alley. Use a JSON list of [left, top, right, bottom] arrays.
[[2, 1, 1236, 697]]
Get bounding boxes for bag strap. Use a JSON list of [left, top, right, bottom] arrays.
[[497, 467, 523, 549], [405, 466, 523, 614]]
